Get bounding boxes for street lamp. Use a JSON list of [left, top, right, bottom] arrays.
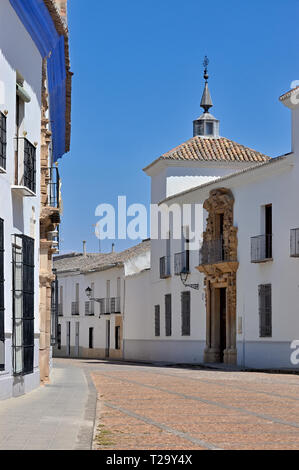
[[85, 286, 92, 299], [85, 286, 102, 318], [179, 271, 199, 291]]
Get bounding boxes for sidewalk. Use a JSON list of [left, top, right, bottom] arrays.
[[0, 360, 96, 450]]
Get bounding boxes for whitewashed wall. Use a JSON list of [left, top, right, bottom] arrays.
[[0, 0, 42, 399]]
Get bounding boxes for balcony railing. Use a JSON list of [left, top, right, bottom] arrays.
[[71, 301, 79, 315], [99, 298, 121, 315], [174, 251, 190, 275], [160, 256, 171, 279], [48, 166, 60, 208], [199, 237, 230, 265], [85, 300, 95, 316], [111, 297, 121, 314], [290, 229, 299, 258], [251, 235, 273, 263], [58, 304, 63, 317], [13, 137, 36, 195]]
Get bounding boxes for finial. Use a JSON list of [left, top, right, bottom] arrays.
[[203, 55, 209, 82]]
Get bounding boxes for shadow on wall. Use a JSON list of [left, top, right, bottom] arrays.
[[12, 193, 24, 232], [0, 1, 43, 107]]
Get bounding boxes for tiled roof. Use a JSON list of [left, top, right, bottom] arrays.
[[280, 86, 299, 102], [54, 240, 151, 274], [160, 136, 270, 164]]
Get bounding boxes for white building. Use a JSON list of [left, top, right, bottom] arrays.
[[123, 69, 299, 370], [0, 0, 71, 399], [53, 240, 150, 360]]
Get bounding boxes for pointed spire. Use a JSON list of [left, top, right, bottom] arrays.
[[200, 56, 213, 113]]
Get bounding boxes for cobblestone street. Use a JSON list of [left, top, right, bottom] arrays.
[[81, 359, 299, 451]]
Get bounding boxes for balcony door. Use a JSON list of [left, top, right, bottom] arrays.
[[75, 322, 80, 357], [265, 204, 272, 259], [105, 320, 110, 358]]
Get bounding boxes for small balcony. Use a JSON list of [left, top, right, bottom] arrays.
[[85, 300, 95, 316], [48, 166, 60, 209], [251, 235, 273, 263], [160, 256, 171, 279], [290, 229, 299, 258], [110, 297, 121, 314], [199, 237, 228, 266], [99, 298, 110, 316], [71, 301, 79, 316], [174, 251, 189, 276], [12, 137, 36, 196]]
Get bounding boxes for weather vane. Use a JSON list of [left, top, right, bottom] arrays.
[[203, 55, 209, 82]]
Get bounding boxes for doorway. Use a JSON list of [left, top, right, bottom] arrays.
[[66, 322, 71, 356], [75, 322, 80, 357], [219, 288, 227, 363], [105, 320, 110, 358]]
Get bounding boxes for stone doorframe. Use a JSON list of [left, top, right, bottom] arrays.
[[197, 188, 239, 365]]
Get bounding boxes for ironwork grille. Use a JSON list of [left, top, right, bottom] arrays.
[[85, 300, 95, 316], [154, 305, 160, 337], [259, 284, 272, 338], [71, 301, 79, 315], [0, 113, 7, 170], [160, 256, 171, 279], [251, 235, 272, 262], [199, 237, 228, 265], [99, 298, 111, 315], [181, 291, 191, 336], [23, 139, 36, 193], [174, 251, 189, 275], [50, 278, 58, 346], [0, 219, 4, 370], [111, 297, 121, 314], [290, 229, 299, 257], [12, 235, 35, 376], [165, 294, 172, 337], [48, 167, 60, 208]]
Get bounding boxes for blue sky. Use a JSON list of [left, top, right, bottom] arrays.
[[58, 0, 299, 254]]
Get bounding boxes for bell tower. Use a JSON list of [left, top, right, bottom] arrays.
[[193, 57, 220, 138]]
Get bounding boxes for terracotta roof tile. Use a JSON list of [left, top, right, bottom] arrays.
[[161, 136, 269, 163]]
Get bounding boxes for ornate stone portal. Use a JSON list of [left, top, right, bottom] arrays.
[[197, 188, 238, 365]]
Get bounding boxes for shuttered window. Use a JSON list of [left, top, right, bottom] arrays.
[[155, 305, 160, 337], [0, 112, 7, 170], [165, 294, 172, 337], [0, 219, 4, 370], [12, 235, 35, 375], [259, 284, 272, 337], [181, 291, 191, 336]]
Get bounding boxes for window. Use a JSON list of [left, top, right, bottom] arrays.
[[155, 305, 160, 337], [165, 294, 172, 337], [50, 278, 58, 346], [89, 328, 94, 349], [72, 283, 79, 315], [57, 324, 61, 350], [181, 292, 191, 336], [0, 219, 4, 370], [259, 284, 272, 338], [265, 205, 272, 259], [0, 112, 7, 170], [206, 122, 214, 135], [12, 235, 35, 376], [115, 326, 120, 350]]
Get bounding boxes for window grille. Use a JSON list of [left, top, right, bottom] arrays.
[[89, 328, 94, 349], [51, 277, 58, 346], [165, 294, 172, 337], [259, 284, 272, 338], [12, 235, 35, 376], [0, 219, 4, 370], [0, 112, 7, 170], [181, 291, 191, 336], [23, 139, 36, 193], [155, 305, 160, 337]]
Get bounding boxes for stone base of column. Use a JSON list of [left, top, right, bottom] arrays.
[[204, 348, 221, 364], [223, 348, 237, 365]]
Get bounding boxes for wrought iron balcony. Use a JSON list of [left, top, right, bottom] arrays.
[[48, 166, 60, 208], [12, 137, 36, 196], [85, 300, 95, 316], [251, 235, 273, 263], [71, 301, 79, 315], [160, 256, 171, 279], [290, 229, 299, 258], [199, 238, 229, 265], [110, 297, 121, 314], [174, 251, 190, 275], [99, 298, 110, 316], [0, 112, 7, 172]]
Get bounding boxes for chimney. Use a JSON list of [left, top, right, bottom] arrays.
[[83, 241, 87, 257], [280, 85, 299, 154]]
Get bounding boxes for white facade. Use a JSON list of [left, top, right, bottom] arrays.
[[0, 0, 42, 399]]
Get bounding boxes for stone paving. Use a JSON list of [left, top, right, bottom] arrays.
[[81, 360, 299, 451], [0, 360, 95, 450]]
